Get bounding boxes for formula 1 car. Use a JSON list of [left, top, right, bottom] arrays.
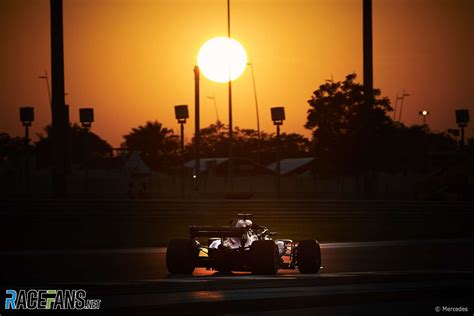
[[166, 214, 321, 275]]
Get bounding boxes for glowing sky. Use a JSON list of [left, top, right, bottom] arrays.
[[1, 0, 473, 147]]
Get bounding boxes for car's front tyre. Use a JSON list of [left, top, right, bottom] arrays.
[[166, 239, 199, 274]]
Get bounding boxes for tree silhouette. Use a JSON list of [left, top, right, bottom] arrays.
[[122, 121, 179, 171], [185, 122, 311, 165], [380, 124, 457, 173], [305, 73, 456, 175], [193, 121, 228, 158], [34, 124, 113, 168], [305, 73, 391, 174], [0, 133, 26, 172], [0, 133, 24, 160]]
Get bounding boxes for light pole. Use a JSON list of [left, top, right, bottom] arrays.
[[175, 105, 189, 198], [455, 109, 470, 148], [20, 107, 34, 146], [227, 0, 234, 191], [79, 108, 94, 192], [392, 92, 399, 121], [419, 110, 429, 125], [39, 70, 68, 105], [50, 0, 69, 198], [363, 0, 373, 121], [20, 107, 34, 195], [395, 93, 405, 121], [196, 0, 247, 193], [207, 94, 220, 124], [248, 62, 261, 164], [271, 107, 285, 200], [207, 94, 221, 137], [194, 66, 201, 194], [38, 70, 52, 106], [393, 92, 406, 121], [397, 90, 410, 122]]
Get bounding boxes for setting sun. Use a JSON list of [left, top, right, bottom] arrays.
[[197, 37, 247, 83]]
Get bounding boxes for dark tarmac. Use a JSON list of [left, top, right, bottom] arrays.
[[1, 239, 473, 315]]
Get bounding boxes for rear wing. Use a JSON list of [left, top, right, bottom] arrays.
[[189, 226, 247, 238]]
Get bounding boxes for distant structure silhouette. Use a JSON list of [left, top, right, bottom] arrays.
[[227, 0, 234, 191], [50, 0, 69, 197], [363, 0, 373, 119], [194, 66, 201, 191], [361, 0, 373, 197]]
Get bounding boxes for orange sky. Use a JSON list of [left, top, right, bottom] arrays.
[[1, 0, 473, 147]]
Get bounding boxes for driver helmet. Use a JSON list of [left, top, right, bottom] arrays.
[[235, 219, 253, 228]]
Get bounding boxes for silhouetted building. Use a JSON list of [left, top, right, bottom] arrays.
[[185, 158, 273, 176], [267, 158, 315, 176]]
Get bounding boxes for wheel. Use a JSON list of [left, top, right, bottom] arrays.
[[250, 240, 279, 275], [166, 239, 198, 274], [297, 239, 321, 274]]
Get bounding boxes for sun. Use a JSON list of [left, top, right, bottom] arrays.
[[197, 37, 248, 83]]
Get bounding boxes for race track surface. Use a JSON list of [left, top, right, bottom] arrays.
[[2, 238, 473, 315]]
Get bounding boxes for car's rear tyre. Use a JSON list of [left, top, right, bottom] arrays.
[[251, 240, 279, 275], [166, 239, 198, 274], [297, 239, 321, 274]]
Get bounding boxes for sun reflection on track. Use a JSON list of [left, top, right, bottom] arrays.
[[191, 290, 225, 301]]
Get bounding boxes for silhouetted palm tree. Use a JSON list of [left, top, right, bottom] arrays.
[[122, 121, 179, 171]]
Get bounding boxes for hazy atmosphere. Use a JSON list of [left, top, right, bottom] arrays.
[[1, 0, 473, 146], [2, 1, 474, 314]]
